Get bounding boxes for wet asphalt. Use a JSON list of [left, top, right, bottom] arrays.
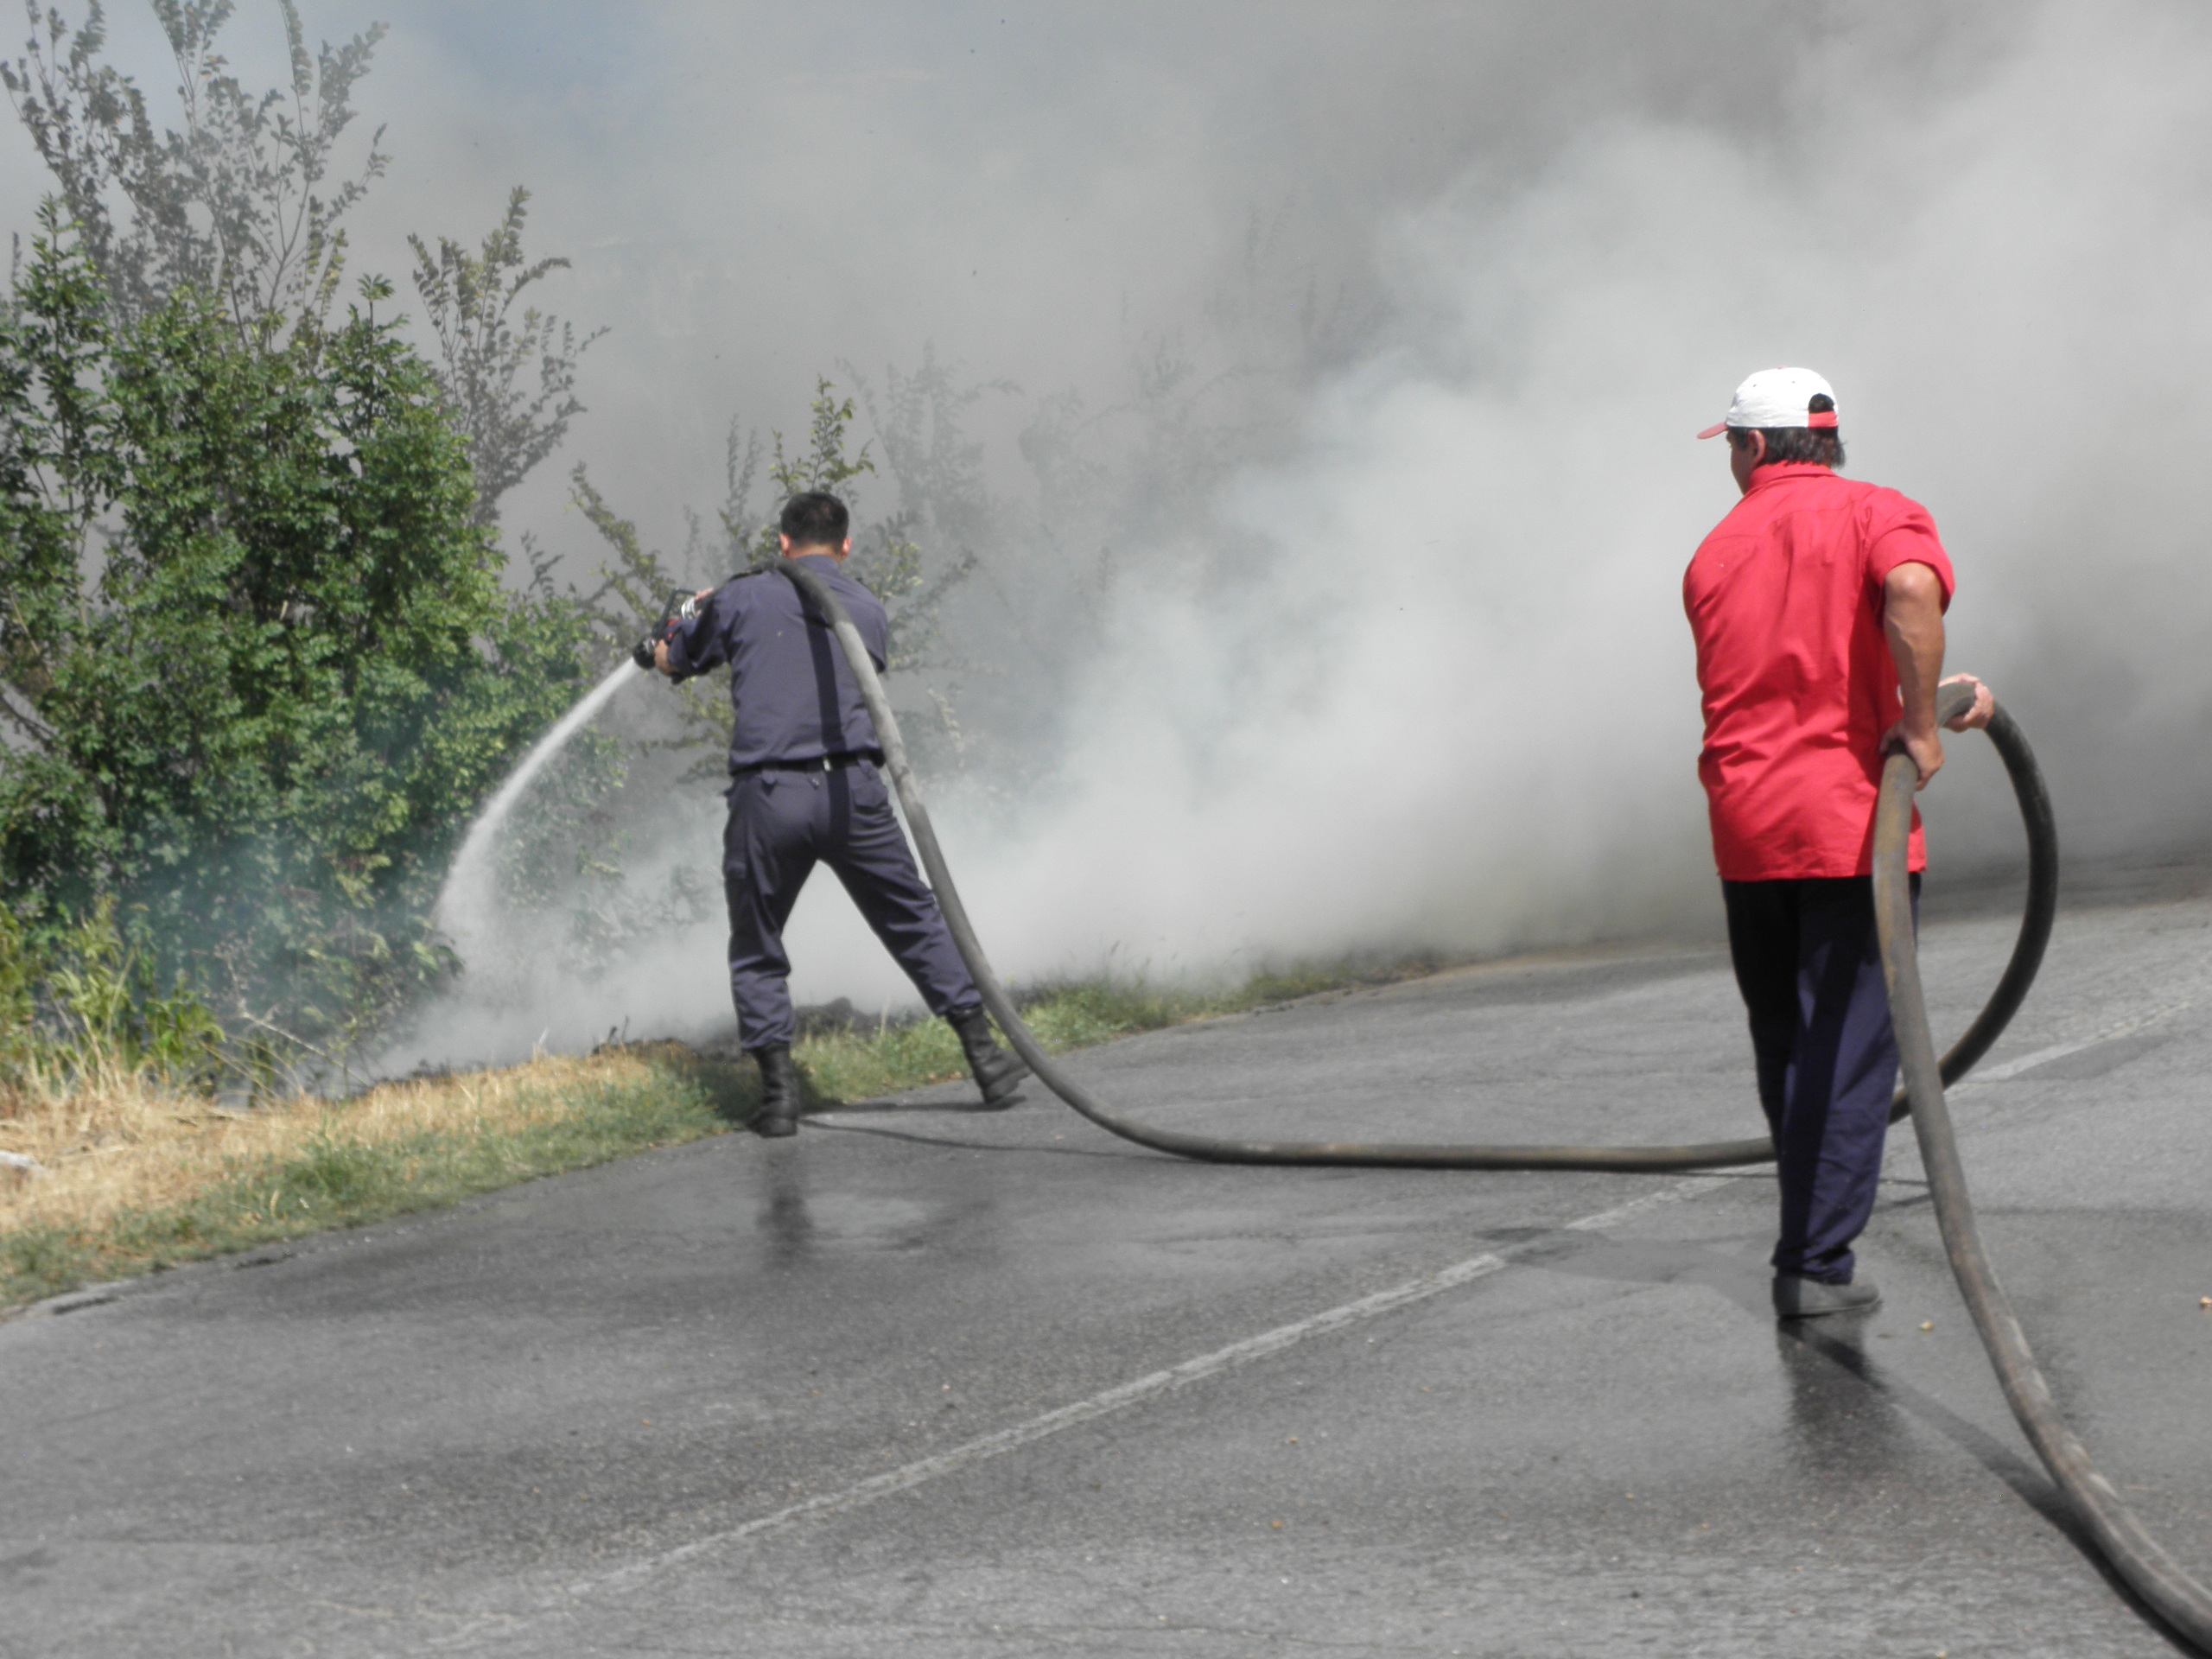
[[3, 880, 2211, 1658]]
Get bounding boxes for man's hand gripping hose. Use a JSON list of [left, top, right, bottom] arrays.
[[773, 557, 2212, 1647]]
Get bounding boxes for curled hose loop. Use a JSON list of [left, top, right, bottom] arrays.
[[777, 563, 2049, 1171], [1874, 735, 2212, 1649]]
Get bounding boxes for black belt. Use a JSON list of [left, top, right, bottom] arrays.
[[733, 751, 881, 777]]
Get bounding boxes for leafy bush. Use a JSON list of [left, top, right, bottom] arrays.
[[0, 897, 224, 1096], [0, 209, 600, 1052]]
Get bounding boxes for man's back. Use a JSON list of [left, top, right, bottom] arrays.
[[668, 556, 891, 771], [1682, 462, 1955, 880]]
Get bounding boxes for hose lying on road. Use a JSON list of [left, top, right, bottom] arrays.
[[777, 563, 2050, 1170], [777, 558, 2212, 1649], [1873, 741, 2212, 1647]]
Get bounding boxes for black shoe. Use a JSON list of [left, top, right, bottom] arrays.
[[1772, 1273, 1880, 1319], [947, 1007, 1029, 1109], [752, 1043, 802, 1137]]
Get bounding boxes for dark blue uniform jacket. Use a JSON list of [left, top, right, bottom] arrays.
[[665, 556, 890, 772]]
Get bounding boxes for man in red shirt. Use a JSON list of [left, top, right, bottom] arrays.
[[1684, 366, 1993, 1319]]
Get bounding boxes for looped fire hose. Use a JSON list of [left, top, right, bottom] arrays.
[[777, 564, 2046, 1169], [775, 559, 2212, 1646]]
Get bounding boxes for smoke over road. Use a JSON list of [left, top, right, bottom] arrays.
[[330, 1, 2212, 1065], [956, 0, 2212, 980]]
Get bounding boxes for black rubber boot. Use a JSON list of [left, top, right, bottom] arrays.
[[948, 1007, 1028, 1109], [1772, 1273, 1880, 1319], [752, 1043, 802, 1138]]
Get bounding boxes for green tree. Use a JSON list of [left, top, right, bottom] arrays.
[[0, 207, 596, 1049], [408, 186, 602, 528], [3, 4, 598, 524], [1, 0, 388, 341]]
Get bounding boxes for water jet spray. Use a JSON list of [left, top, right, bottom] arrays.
[[431, 661, 642, 955]]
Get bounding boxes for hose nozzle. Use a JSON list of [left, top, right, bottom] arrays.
[[632, 590, 702, 672]]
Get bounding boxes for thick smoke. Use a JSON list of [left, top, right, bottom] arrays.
[[162, 0, 2202, 1065], [949, 0, 2212, 988], [574, 0, 2201, 1022]]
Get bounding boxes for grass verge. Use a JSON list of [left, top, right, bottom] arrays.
[[0, 1044, 753, 1313], [3, 955, 1445, 1313], [794, 957, 1435, 1102]]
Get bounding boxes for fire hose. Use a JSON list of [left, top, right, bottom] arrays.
[[772, 557, 2212, 1647]]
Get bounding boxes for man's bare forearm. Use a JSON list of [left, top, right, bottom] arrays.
[[1885, 598, 1943, 734], [1882, 561, 1948, 785]]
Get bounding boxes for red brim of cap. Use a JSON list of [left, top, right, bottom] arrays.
[[1696, 422, 1729, 440]]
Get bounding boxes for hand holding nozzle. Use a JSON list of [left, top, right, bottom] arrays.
[[632, 588, 716, 677]]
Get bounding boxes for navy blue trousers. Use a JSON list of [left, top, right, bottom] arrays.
[[1722, 874, 1917, 1285], [722, 760, 981, 1051]]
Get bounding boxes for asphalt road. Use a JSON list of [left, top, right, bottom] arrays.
[[4, 880, 2211, 1658]]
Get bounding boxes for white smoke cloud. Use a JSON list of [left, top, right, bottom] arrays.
[[798, 0, 2212, 1006], [27, 2, 2195, 1063]]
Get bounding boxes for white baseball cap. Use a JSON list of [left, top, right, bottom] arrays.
[[1697, 366, 1840, 439]]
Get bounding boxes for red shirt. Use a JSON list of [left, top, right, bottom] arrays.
[[1682, 463, 1955, 881]]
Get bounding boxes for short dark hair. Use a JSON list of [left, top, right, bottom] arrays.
[[779, 491, 849, 549], [1726, 393, 1845, 468]]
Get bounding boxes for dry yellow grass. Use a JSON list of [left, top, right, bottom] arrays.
[[0, 1049, 679, 1243], [1, 955, 1425, 1311]]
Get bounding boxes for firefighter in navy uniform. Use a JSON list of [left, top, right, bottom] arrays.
[[656, 490, 1027, 1136]]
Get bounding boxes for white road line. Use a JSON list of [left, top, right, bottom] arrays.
[[1564, 1174, 1735, 1232], [1955, 996, 2198, 1088], [564, 1172, 1731, 1605]]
